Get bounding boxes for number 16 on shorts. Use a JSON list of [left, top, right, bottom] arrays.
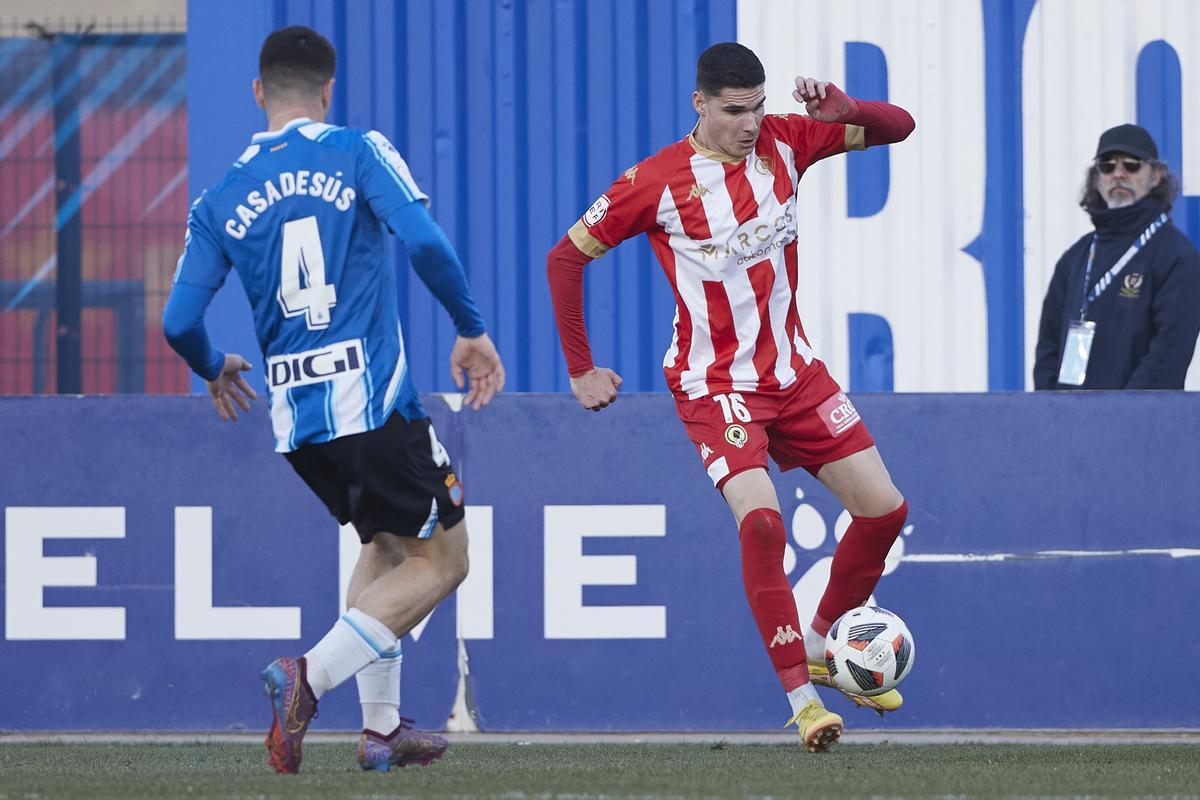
[[714, 393, 751, 449], [713, 392, 751, 423]]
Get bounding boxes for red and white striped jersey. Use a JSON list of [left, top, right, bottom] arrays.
[[569, 114, 864, 399]]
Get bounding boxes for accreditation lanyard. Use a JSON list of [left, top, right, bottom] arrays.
[[1078, 212, 1167, 321]]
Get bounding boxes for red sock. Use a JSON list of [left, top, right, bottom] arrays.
[[814, 500, 908, 633], [739, 508, 809, 691]]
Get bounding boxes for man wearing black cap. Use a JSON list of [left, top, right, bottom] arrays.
[[1034, 124, 1200, 389]]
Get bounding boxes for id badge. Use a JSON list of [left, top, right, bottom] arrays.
[[1058, 320, 1096, 386]]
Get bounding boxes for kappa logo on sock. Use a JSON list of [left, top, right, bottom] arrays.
[[769, 624, 802, 648]]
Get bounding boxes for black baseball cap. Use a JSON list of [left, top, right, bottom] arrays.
[[1095, 124, 1158, 162]]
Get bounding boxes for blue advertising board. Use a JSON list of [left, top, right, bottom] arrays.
[[2, 393, 1198, 730]]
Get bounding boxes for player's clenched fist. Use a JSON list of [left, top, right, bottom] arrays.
[[793, 76, 857, 123], [569, 367, 623, 411]]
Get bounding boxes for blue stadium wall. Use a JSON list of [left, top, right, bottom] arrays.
[[2, 392, 1199, 731], [186, 0, 1200, 396], [186, 0, 737, 398]]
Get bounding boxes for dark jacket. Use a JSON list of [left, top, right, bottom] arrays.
[[1034, 197, 1200, 389]]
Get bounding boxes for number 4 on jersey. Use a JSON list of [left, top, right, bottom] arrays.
[[278, 215, 337, 329]]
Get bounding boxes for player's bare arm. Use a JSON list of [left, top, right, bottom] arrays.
[[569, 367, 623, 412], [450, 332, 505, 410], [206, 353, 257, 422]]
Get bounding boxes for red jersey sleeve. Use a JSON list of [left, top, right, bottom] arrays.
[[767, 85, 915, 171], [566, 162, 662, 259], [552, 161, 663, 377], [546, 235, 595, 377], [766, 113, 862, 171]]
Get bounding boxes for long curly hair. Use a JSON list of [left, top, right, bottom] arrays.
[[1079, 160, 1181, 211]]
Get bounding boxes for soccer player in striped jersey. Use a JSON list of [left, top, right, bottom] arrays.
[[163, 26, 504, 774], [547, 42, 915, 752]]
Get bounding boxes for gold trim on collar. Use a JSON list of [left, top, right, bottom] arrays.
[[688, 126, 745, 164]]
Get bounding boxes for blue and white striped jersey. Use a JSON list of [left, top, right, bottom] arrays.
[[175, 118, 430, 452]]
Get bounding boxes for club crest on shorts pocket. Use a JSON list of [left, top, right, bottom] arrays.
[[725, 424, 748, 448]]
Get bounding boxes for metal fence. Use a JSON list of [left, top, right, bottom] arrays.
[[0, 18, 186, 394]]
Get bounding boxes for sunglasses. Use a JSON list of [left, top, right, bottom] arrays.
[[1096, 158, 1147, 175]]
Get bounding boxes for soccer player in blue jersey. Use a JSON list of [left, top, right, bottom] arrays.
[[163, 26, 504, 774]]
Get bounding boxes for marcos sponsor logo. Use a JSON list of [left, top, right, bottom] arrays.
[[817, 392, 861, 436], [268, 339, 365, 390], [696, 210, 797, 264]]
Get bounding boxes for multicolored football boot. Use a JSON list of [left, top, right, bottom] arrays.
[[261, 656, 318, 774], [785, 699, 843, 752], [357, 718, 448, 772], [807, 659, 904, 715]]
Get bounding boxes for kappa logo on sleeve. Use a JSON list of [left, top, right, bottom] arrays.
[[817, 392, 861, 437], [584, 194, 610, 227]]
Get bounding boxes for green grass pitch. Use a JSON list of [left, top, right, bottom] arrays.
[[1, 742, 1197, 799]]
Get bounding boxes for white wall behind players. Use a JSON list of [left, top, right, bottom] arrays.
[[741, 0, 1200, 390], [740, 0, 988, 391]]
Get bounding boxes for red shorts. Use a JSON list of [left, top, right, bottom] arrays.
[[674, 361, 875, 490]]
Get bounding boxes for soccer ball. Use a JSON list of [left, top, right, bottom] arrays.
[[824, 606, 915, 697]]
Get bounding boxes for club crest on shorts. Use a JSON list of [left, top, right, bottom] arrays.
[[725, 424, 748, 448], [1120, 273, 1144, 298], [817, 392, 861, 437], [445, 473, 464, 506]]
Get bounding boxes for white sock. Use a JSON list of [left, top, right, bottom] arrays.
[[356, 645, 402, 734], [787, 682, 821, 716], [804, 626, 827, 663], [304, 608, 398, 699]]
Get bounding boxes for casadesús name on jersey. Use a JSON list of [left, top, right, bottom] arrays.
[[224, 170, 357, 240], [267, 338, 365, 390]]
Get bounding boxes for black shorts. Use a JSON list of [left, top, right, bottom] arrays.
[[284, 413, 466, 543]]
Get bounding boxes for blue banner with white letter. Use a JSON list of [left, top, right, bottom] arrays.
[[1, 393, 1198, 730]]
